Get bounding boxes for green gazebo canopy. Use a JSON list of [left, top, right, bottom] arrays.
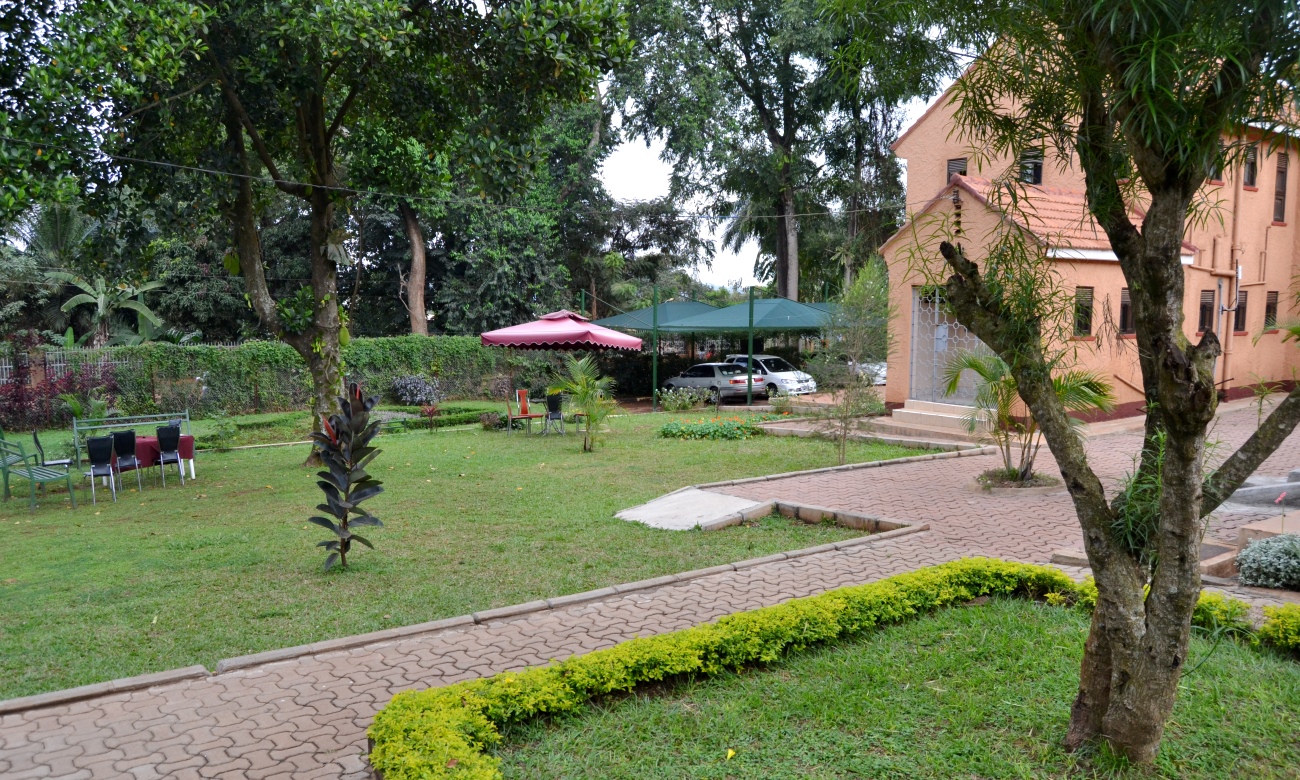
[[655, 297, 831, 333], [592, 301, 719, 330]]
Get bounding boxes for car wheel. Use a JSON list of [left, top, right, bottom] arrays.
[[663, 384, 675, 391], [766, 383, 779, 397], [708, 387, 721, 404]]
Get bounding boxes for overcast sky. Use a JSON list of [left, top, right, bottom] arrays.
[[597, 91, 943, 290]]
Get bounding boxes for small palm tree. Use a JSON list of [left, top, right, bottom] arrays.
[[548, 354, 616, 452], [943, 352, 1114, 482], [46, 272, 164, 348]]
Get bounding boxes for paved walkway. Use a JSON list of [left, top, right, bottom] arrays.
[[2, 405, 1297, 778]]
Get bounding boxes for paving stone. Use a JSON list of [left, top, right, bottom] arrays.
[[3, 404, 1296, 778]]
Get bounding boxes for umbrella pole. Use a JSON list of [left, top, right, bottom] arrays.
[[747, 286, 754, 406], [652, 286, 659, 412]]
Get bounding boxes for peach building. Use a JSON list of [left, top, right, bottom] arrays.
[[879, 84, 1300, 425]]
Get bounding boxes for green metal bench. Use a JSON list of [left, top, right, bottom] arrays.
[[0, 439, 77, 511]]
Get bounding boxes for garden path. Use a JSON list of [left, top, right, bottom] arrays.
[[1, 404, 1297, 779]]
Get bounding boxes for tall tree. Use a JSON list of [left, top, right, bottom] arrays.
[[618, 0, 945, 300], [837, 0, 1300, 761], [31, 0, 629, 435]]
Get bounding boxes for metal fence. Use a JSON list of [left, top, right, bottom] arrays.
[[43, 349, 143, 381]]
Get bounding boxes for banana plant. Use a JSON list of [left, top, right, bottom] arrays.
[[308, 382, 384, 571], [46, 272, 165, 348]]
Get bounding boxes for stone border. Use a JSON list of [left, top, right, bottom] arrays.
[[758, 423, 984, 453], [693, 445, 995, 490], [965, 480, 1065, 496], [0, 523, 928, 716], [695, 499, 911, 533], [0, 666, 208, 716]]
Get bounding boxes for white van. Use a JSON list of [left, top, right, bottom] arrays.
[[723, 354, 818, 396]]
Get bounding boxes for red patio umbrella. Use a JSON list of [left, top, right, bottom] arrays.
[[480, 310, 643, 351]]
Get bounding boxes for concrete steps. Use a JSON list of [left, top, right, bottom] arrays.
[[864, 399, 987, 443]]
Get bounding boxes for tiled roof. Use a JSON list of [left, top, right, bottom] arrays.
[[952, 175, 1197, 254]]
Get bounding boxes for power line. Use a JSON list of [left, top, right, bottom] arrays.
[[1, 132, 934, 222]]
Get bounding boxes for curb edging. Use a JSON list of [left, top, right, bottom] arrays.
[[692, 445, 995, 490], [0, 666, 209, 716]]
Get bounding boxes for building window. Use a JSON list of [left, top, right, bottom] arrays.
[[1019, 149, 1043, 185], [1265, 291, 1279, 329], [1198, 290, 1216, 333], [1234, 290, 1248, 332], [1245, 145, 1258, 187], [1119, 289, 1135, 334], [1209, 141, 1224, 182], [1275, 152, 1289, 223], [947, 158, 967, 179], [1074, 287, 1094, 336]]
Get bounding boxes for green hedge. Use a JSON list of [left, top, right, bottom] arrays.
[[48, 336, 561, 418], [367, 559, 1299, 780]]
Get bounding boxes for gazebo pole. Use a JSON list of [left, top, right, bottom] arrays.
[[746, 286, 754, 406], [652, 286, 659, 412], [579, 289, 586, 317]]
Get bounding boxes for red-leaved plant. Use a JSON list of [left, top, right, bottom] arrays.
[[309, 383, 383, 570]]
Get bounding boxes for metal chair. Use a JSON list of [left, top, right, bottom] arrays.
[[156, 425, 185, 486], [83, 435, 116, 504], [0, 439, 76, 511], [32, 431, 73, 470], [112, 430, 144, 492], [542, 393, 565, 435]]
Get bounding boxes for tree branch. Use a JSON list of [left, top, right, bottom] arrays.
[[117, 79, 214, 122], [1202, 386, 1300, 514], [203, 45, 308, 197]]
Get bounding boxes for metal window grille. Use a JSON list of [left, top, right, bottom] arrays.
[[1265, 291, 1279, 329], [1019, 149, 1043, 185], [1119, 289, 1135, 334], [1234, 290, 1248, 332], [1275, 152, 1289, 223], [1074, 287, 1094, 336], [1198, 290, 1216, 333], [1245, 145, 1258, 187]]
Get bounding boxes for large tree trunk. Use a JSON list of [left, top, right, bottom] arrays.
[[780, 182, 798, 301], [398, 201, 428, 335], [773, 198, 789, 299]]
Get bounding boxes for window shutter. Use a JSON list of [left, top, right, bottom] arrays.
[[947, 158, 967, 178], [1276, 153, 1289, 223], [1266, 291, 1279, 329], [1199, 290, 1216, 333], [1234, 290, 1248, 333]]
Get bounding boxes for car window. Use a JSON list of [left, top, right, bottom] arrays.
[[718, 364, 747, 376], [761, 358, 796, 372], [684, 366, 709, 378]]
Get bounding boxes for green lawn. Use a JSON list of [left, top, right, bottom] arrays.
[[496, 599, 1300, 780], [0, 410, 926, 699]]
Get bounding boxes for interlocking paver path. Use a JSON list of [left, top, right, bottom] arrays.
[[2, 403, 1297, 778]]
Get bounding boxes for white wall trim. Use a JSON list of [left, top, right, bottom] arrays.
[[1048, 247, 1194, 265]]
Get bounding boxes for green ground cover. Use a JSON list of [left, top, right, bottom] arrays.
[[496, 598, 1300, 780], [0, 410, 926, 699]]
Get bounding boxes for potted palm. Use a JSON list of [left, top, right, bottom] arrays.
[[548, 354, 616, 452]]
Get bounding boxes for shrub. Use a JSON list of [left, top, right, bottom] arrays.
[[367, 559, 1076, 780], [658, 416, 769, 440], [655, 386, 709, 412], [1237, 534, 1300, 590], [1260, 603, 1300, 654], [308, 383, 384, 571], [391, 375, 442, 406]]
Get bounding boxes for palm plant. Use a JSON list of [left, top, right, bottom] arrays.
[[59, 393, 108, 421], [548, 354, 616, 452], [943, 352, 1114, 482], [46, 272, 164, 348]]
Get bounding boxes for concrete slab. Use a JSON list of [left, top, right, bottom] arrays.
[[616, 487, 765, 530], [1238, 512, 1300, 550]]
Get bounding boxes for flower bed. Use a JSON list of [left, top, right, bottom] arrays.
[[657, 414, 784, 441]]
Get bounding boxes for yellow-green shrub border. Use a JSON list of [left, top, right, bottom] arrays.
[[366, 559, 1292, 780]]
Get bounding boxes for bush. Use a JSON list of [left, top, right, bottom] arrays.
[[1237, 534, 1300, 590], [1259, 603, 1300, 654], [391, 375, 442, 406], [367, 559, 1076, 780], [658, 416, 770, 440], [654, 386, 709, 412], [367, 559, 1295, 780]]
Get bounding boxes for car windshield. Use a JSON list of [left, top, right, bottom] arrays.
[[717, 364, 747, 376], [761, 358, 796, 373]]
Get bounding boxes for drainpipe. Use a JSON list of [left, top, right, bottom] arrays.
[[1220, 143, 1246, 393]]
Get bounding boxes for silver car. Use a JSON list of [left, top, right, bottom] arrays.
[[663, 363, 758, 401], [724, 354, 818, 396]]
